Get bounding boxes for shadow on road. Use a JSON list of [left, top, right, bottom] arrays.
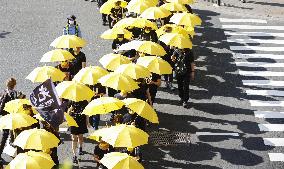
[[0, 31, 11, 38]]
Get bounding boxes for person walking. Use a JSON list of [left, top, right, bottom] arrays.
[[67, 100, 90, 164], [108, 1, 124, 28], [94, 139, 114, 169], [112, 34, 129, 53], [0, 78, 25, 164], [146, 73, 161, 104], [63, 15, 82, 37], [171, 48, 195, 107], [139, 26, 158, 42]]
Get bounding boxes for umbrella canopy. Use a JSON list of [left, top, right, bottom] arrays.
[[118, 40, 166, 56], [101, 28, 133, 40], [156, 24, 195, 38], [4, 99, 31, 114], [99, 53, 131, 71], [127, 0, 155, 14], [101, 152, 144, 169], [83, 97, 125, 116], [159, 33, 193, 49], [140, 7, 171, 20], [6, 151, 55, 169], [160, 2, 187, 12], [40, 49, 75, 63], [64, 112, 79, 127], [100, 0, 128, 14], [123, 98, 158, 123], [89, 124, 149, 148], [170, 12, 202, 26], [115, 63, 151, 80], [0, 113, 38, 130], [50, 35, 86, 48], [136, 56, 172, 75], [56, 81, 95, 102], [26, 66, 66, 83], [166, 0, 194, 4], [14, 129, 60, 150], [73, 66, 109, 85], [113, 18, 158, 30], [99, 72, 139, 92]]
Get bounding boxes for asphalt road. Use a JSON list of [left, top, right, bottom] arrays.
[[1, 0, 284, 169]]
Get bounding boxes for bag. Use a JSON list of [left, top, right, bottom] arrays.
[[175, 53, 188, 75], [3, 137, 17, 157]]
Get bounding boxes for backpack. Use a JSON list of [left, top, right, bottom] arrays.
[[175, 51, 188, 75]]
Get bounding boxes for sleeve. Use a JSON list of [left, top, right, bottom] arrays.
[[63, 27, 67, 35], [188, 50, 195, 63], [112, 40, 117, 50], [81, 53, 86, 62], [77, 26, 82, 38]]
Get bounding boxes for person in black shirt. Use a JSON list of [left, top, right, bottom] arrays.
[[126, 26, 141, 39], [139, 26, 158, 42], [55, 61, 71, 81], [98, 0, 108, 25], [146, 73, 161, 104], [171, 48, 195, 107], [108, 1, 124, 28], [94, 140, 114, 169], [112, 34, 129, 53], [131, 78, 152, 105], [70, 47, 86, 79], [67, 100, 89, 163]]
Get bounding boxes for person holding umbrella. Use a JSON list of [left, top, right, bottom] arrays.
[[108, 1, 124, 28], [171, 48, 195, 107], [139, 26, 158, 42], [69, 47, 86, 80], [112, 34, 129, 53], [94, 139, 114, 169], [63, 15, 82, 37]]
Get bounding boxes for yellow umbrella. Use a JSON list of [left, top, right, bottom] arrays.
[[64, 112, 79, 127], [127, 0, 155, 14], [156, 24, 195, 38], [101, 152, 144, 169], [56, 81, 95, 102], [123, 98, 158, 123], [99, 72, 139, 92], [50, 35, 87, 48], [90, 124, 149, 148], [159, 33, 192, 49], [113, 18, 158, 30], [140, 7, 172, 20], [99, 53, 131, 71], [115, 63, 151, 80], [73, 66, 109, 85], [14, 129, 60, 150], [170, 12, 202, 26], [128, 0, 158, 6], [6, 151, 55, 169], [0, 113, 38, 130], [26, 66, 66, 83], [101, 28, 133, 40], [166, 0, 194, 4], [136, 56, 172, 75], [118, 40, 166, 56], [4, 99, 31, 114], [100, 0, 128, 14], [40, 49, 75, 63], [160, 3, 187, 12], [89, 127, 110, 141], [83, 97, 125, 116]]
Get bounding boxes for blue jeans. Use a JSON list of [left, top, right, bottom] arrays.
[[90, 115, 100, 130]]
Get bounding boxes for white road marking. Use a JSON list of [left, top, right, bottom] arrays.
[[250, 100, 284, 107], [255, 111, 284, 118], [222, 25, 284, 30], [234, 53, 284, 60], [227, 39, 284, 44], [258, 124, 284, 131], [195, 132, 239, 136], [246, 90, 284, 97], [224, 31, 284, 37], [236, 62, 284, 68], [239, 71, 284, 77], [219, 18, 267, 23], [243, 80, 284, 87], [230, 46, 284, 51], [268, 153, 284, 161], [263, 138, 284, 146]]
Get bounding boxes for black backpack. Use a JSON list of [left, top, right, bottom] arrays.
[[175, 51, 188, 75]]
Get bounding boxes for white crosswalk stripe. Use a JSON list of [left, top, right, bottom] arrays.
[[221, 17, 284, 162]]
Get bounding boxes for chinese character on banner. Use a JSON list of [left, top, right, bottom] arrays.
[[30, 79, 64, 129]]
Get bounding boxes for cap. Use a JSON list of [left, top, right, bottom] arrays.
[[67, 15, 76, 21]]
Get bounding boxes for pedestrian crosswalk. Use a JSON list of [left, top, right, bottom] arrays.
[[220, 17, 284, 162]]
